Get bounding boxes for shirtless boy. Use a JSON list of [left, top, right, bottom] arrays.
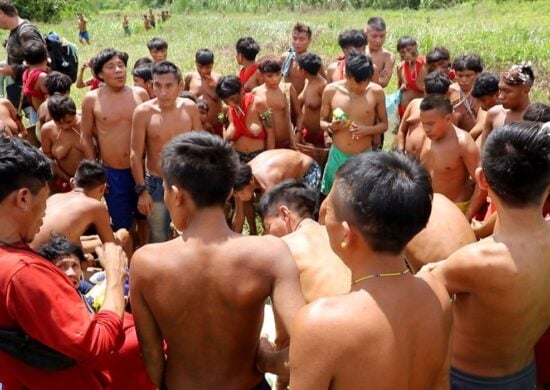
[[259, 180, 350, 302], [40, 94, 85, 192], [21, 40, 48, 113], [396, 36, 427, 117], [77, 14, 89, 44], [132, 66, 155, 99], [253, 56, 302, 149], [469, 72, 499, 141], [131, 61, 201, 243], [130, 132, 305, 389], [320, 52, 387, 195], [289, 151, 452, 389], [184, 48, 222, 135], [449, 54, 483, 132], [297, 52, 327, 147], [364, 16, 394, 88], [397, 71, 451, 159], [236, 36, 262, 92], [481, 62, 534, 148], [426, 46, 455, 81], [147, 37, 168, 63], [428, 121, 550, 389], [326, 29, 367, 83], [81, 48, 149, 232], [418, 94, 483, 221], [0, 97, 24, 137]]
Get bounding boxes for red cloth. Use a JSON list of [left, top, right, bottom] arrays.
[[54, 177, 71, 193], [90, 78, 101, 91], [0, 243, 125, 389], [22, 68, 47, 100], [239, 63, 258, 86], [229, 92, 265, 141], [449, 69, 456, 81], [301, 128, 325, 147], [403, 56, 425, 93]]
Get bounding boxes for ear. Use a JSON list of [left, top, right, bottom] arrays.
[[278, 205, 291, 221], [476, 167, 489, 191], [15, 188, 32, 211], [69, 178, 76, 189], [171, 185, 184, 206], [341, 220, 353, 248]]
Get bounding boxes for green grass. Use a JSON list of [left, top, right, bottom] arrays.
[[35, 0, 550, 106]]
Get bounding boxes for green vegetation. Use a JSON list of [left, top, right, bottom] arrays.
[[30, 0, 549, 106]]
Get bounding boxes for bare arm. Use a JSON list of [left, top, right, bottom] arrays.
[[461, 132, 486, 221], [80, 92, 97, 160], [183, 72, 192, 91], [289, 85, 302, 147], [188, 103, 203, 130], [76, 64, 89, 89], [480, 108, 497, 149], [396, 102, 413, 150], [93, 204, 116, 244], [377, 52, 395, 88], [469, 109, 486, 140], [396, 62, 404, 89], [318, 63, 328, 81]]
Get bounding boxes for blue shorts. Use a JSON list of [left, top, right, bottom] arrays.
[[450, 362, 536, 390], [79, 31, 90, 41], [104, 166, 145, 230], [302, 160, 322, 191]]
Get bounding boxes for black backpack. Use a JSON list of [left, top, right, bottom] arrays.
[[44, 32, 79, 83]]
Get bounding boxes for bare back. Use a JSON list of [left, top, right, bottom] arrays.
[[250, 149, 312, 191]]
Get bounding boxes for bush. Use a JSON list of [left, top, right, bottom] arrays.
[[13, 0, 96, 22]]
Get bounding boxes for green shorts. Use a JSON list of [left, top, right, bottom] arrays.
[[320, 144, 354, 195]]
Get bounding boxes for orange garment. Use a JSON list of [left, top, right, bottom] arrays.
[[239, 63, 258, 86], [229, 92, 265, 141], [22, 68, 47, 100]]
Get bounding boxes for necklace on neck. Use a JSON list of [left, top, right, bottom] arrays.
[[351, 268, 410, 285]]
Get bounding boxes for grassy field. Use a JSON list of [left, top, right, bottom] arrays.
[[34, 0, 550, 106]]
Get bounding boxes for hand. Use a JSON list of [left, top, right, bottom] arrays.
[[418, 259, 446, 274], [0, 64, 12, 77], [400, 83, 408, 92], [380, 69, 390, 79], [96, 242, 128, 285], [324, 131, 333, 148], [348, 122, 369, 140], [328, 119, 349, 133], [256, 336, 277, 374], [138, 190, 153, 216]]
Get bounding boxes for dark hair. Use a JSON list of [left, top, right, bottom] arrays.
[[74, 160, 107, 189], [45, 71, 72, 95], [258, 56, 282, 74], [48, 94, 76, 122], [236, 37, 260, 61], [293, 22, 312, 38], [420, 93, 453, 115], [147, 37, 168, 51], [471, 72, 499, 98], [452, 54, 484, 73], [233, 163, 253, 191], [297, 52, 322, 76], [425, 71, 451, 95], [345, 52, 374, 82], [37, 234, 86, 264], [0, 0, 18, 16], [482, 121, 550, 207], [426, 46, 450, 64], [0, 135, 53, 202], [396, 36, 417, 51], [258, 179, 318, 219], [133, 56, 153, 70], [162, 132, 239, 208], [522, 103, 550, 122], [22, 40, 48, 65], [197, 99, 209, 112], [333, 151, 432, 254], [152, 60, 182, 82], [216, 76, 242, 100], [92, 48, 129, 82], [366, 16, 386, 31], [338, 29, 367, 50], [180, 91, 198, 102], [132, 66, 152, 82], [195, 48, 214, 66]]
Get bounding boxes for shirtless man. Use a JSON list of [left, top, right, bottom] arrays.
[[364, 16, 394, 88], [184, 48, 222, 136], [236, 36, 262, 92], [480, 62, 533, 148], [0, 97, 24, 137], [131, 61, 201, 243], [418, 94, 484, 221], [296, 52, 327, 147], [320, 52, 387, 195], [31, 159, 130, 253], [259, 180, 350, 302], [427, 121, 550, 389], [253, 56, 302, 149], [37, 71, 72, 128], [397, 71, 451, 159], [449, 54, 483, 132], [288, 151, 452, 389], [326, 29, 367, 83], [147, 37, 168, 63], [469, 72, 499, 141], [130, 132, 305, 389], [396, 36, 427, 117], [81, 48, 149, 232], [41, 95, 85, 192], [77, 14, 89, 44], [132, 66, 155, 100]]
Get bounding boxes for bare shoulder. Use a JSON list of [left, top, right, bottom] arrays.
[[382, 48, 394, 60], [368, 82, 384, 93], [445, 238, 511, 275], [454, 126, 474, 143], [324, 81, 341, 93], [487, 104, 505, 117], [82, 89, 99, 104], [40, 120, 56, 134], [131, 85, 149, 101], [178, 97, 198, 107]]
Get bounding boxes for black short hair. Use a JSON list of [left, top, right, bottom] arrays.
[[0, 0, 18, 16], [425, 71, 451, 95], [37, 234, 86, 264], [195, 49, 214, 66], [258, 179, 318, 219], [152, 60, 182, 82], [0, 135, 53, 202], [522, 103, 550, 122], [420, 93, 453, 115], [366, 16, 386, 31], [345, 51, 374, 82], [471, 72, 499, 98], [233, 163, 253, 191], [133, 57, 153, 70], [426, 46, 450, 64], [482, 121, 550, 207], [132, 66, 152, 82], [333, 151, 432, 254], [452, 54, 484, 73], [162, 131, 239, 208], [293, 22, 312, 38], [338, 29, 367, 50], [197, 99, 209, 112], [396, 36, 417, 51], [236, 37, 260, 61], [258, 56, 282, 74], [47, 94, 76, 122], [216, 76, 241, 100], [147, 37, 168, 51], [22, 40, 48, 65], [74, 160, 107, 189], [297, 52, 322, 76], [45, 71, 72, 95], [92, 48, 129, 82], [180, 91, 198, 102]]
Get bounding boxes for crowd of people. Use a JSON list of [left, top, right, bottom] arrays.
[[0, 0, 549, 388]]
